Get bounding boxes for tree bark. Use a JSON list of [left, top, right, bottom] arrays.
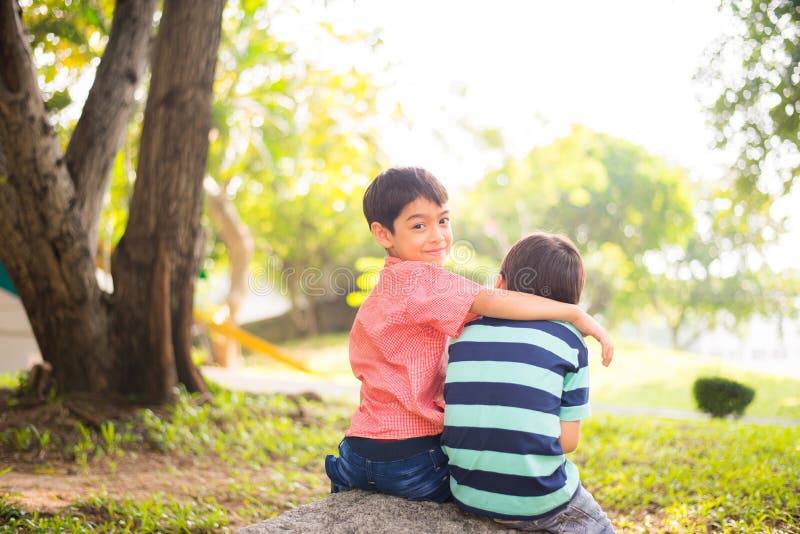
[[111, 0, 225, 400], [204, 177, 254, 366], [0, 0, 114, 394], [669, 308, 685, 350], [586, 280, 612, 318], [1, 0, 226, 404], [66, 0, 157, 258], [0, 132, 6, 175]]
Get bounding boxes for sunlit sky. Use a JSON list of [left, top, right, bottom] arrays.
[[299, 0, 729, 186], [284, 0, 798, 269]]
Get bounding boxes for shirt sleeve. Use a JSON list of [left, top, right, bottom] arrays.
[[406, 264, 483, 338], [559, 344, 591, 421]]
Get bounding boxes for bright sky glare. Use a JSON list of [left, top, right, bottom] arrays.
[[303, 0, 728, 187], [289, 0, 799, 269]]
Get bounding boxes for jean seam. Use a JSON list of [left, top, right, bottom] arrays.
[[366, 459, 375, 485], [429, 449, 441, 472], [566, 504, 595, 521], [326, 456, 349, 492]]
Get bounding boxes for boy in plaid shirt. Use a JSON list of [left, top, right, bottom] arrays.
[[325, 167, 612, 502]]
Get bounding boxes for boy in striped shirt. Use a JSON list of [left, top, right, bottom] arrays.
[[325, 168, 613, 504], [443, 232, 615, 532]]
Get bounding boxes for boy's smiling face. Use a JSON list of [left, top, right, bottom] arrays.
[[371, 196, 452, 266]]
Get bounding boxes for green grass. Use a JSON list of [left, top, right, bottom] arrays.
[[1, 336, 799, 532], [579, 415, 800, 533], [0, 373, 21, 390], [588, 339, 800, 420], [0, 382, 351, 532], [0, 492, 228, 533], [1, 388, 797, 533], [251, 334, 800, 420]]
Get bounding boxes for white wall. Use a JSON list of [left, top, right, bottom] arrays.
[[0, 290, 41, 374]]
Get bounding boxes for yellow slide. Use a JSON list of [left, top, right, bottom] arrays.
[[193, 310, 315, 375]]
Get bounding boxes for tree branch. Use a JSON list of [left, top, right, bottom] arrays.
[[66, 0, 157, 256], [0, 1, 24, 95], [0, 138, 6, 177], [0, 0, 75, 243], [681, 326, 705, 351], [0, 0, 40, 99], [0, 1, 114, 389], [204, 177, 254, 317]]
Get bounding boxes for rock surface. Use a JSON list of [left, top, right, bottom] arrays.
[[238, 490, 518, 533]]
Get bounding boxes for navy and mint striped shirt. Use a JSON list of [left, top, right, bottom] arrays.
[[442, 317, 590, 520]]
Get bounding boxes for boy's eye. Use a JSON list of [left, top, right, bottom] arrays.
[[412, 223, 425, 230], [440, 217, 450, 225]]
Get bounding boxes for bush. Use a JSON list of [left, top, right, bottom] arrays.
[[692, 377, 755, 418]]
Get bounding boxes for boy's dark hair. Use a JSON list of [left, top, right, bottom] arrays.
[[500, 232, 585, 305], [363, 167, 448, 233]]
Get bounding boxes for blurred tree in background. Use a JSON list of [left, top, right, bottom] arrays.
[[6, 0, 798, 372], [454, 124, 799, 347], [24, 0, 388, 341], [699, 0, 799, 247], [454, 125, 696, 326], [205, 0, 385, 336]]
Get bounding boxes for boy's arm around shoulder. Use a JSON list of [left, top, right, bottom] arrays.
[[469, 288, 614, 366]]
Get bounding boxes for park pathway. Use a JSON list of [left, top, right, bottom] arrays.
[[201, 365, 800, 427]]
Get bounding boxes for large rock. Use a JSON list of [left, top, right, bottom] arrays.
[[238, 490, 518, 533]]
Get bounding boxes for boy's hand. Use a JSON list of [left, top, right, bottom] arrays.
[[572, 309, 613, 366]]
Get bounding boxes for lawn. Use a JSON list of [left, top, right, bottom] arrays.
[[250, 333, 800, 421], [588, 339, 800, 421], [0, 337, 798, 532]]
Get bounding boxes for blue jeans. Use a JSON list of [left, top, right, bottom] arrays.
[[494, 486, 615, 533], [325, 439, 451, 502]]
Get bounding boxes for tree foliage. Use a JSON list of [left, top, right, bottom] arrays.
[[203, 0, 387, 332], [641, 232, 756, 349], [454, 125, 695, 324], [19, 0, 114, 121], [21, 0, 389, 336], [700, 0, 799, 211]]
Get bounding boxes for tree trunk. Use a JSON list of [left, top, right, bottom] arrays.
[[585, 280, 612, 318], [669, 310, 684, 351], [0, 0, 226, 404], [66, 0, 157, 258], [111, 0, 225, 401], [287, 280, 319, 337], [204, 177, 254, 366], [0, 0, 117, 394]]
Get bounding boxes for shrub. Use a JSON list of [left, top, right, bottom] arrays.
[[692, 376, 755, 418]]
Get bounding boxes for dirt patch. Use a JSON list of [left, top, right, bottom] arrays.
[[0, 387, 331, 530], [0, 451, 311, 529], [5, 454, 216, 507]]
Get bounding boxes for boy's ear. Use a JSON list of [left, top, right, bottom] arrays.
[[495, 273, 507, 290], [370, 222, 394, 249]]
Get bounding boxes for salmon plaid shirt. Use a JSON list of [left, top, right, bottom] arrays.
[[345, 256, 483, 439]]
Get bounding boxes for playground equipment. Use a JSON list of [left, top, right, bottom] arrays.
[[1, 261, 312, 376], [193, 310, 315, 375]]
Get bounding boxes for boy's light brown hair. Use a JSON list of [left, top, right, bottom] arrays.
[[500, 232, 585, 305]]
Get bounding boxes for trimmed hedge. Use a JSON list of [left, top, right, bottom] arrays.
[[692, 376, 755, 418]]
